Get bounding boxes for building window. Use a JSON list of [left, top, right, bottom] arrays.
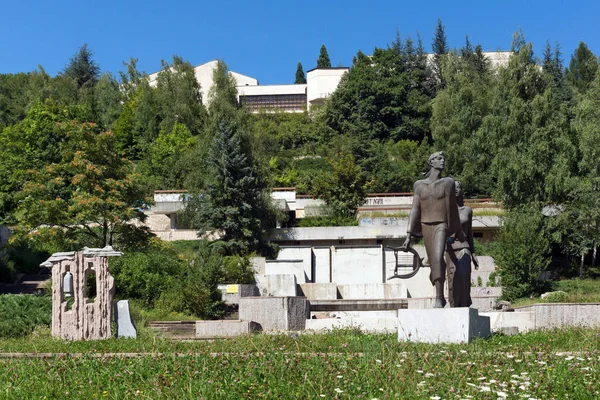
[[240, 93, 307, 112]]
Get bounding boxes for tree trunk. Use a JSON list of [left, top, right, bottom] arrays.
[[102, 220, 108, 248], [593, 247, 597, 269], [580, 253, 585, 278]]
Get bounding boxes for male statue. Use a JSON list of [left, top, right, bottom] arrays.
[[402, 151, 464, 308]]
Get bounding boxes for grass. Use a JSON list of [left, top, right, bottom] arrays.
[[0, 328, 599, 398], [513, 278, 600, 307], [472, 208, 505, 217]]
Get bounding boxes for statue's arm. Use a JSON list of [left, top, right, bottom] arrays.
[[404, 185, 421, 248], [466, 207, 479, 269]]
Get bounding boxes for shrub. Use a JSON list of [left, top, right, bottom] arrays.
[[109, 242, 184, 308], [0, 295, 52, 338], [157, 241, 225, 319], [492, 205, 552, 301]]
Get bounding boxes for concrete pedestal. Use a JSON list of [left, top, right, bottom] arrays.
[[239, 296, 309, 331], [398, 307, 490, 343]]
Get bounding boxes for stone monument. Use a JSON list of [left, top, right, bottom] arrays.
[[42, 246, 122, 340], [402, 151, 464, 308], [445, 181, 479, 307]]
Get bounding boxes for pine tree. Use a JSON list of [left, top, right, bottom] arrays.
[[294, 62, 306, 84], [317, 44, 332, 68], [565, 41, 599, 94], [62, 44, 100, 89], [431, 18, 448, 91]]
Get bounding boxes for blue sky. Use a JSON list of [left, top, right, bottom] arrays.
[[1, 0, 599, 85]]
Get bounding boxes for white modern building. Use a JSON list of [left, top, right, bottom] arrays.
[[147, 59, 348, 113], [146, 52, 511, 114]]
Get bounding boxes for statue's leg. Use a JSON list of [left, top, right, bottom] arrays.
[[445, 251, 457, 307], [431, 224, 448, 308]]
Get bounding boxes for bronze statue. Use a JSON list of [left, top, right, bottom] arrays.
[[403, 151, 464, 308], [445, 181, 479, 307]]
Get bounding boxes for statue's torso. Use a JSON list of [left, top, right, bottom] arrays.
[[414, 177, 454, 223]]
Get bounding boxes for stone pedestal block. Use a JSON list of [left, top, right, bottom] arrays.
[[255, 274, 297, 297], [299, 283, 337, 300], [115, 300, 137, 338], [239, 296, 309, 331], [398, 307, 490, 343], [196, 320, 260, 338]]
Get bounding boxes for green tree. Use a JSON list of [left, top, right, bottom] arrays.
[[61, 44, 100, 89], [183, 120, 271, 255], [294, 62, 307, 84], [0, 102, 88, 223], [140, 122, 196, 189], [431, 18, 449, 91], [0, 72, 33, 131], [317, 44, 332, 68], [565, 42, 599, 95], [93, 72, 123, 130], [479, 32, 577, 208], [13, 120, 151, 248], [431, 39, 495, 196], [155, 55, 206, 136], [492, 205, 551, 300], [312, 152, 367, 218]]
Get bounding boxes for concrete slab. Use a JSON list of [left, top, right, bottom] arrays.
[[331, 245, 384, 284], [239, 296, 309, 331], [277, 247, 313, 282], [254, 274, 297, 297], [398, 308, 491, 344], [265, 260, 307, 283], [305, 312, 398, 334], [480, 311, 535, 333], [114, 300, 136, 339], [336, 283, 408, 299], [195, 320, 260, 338], [313, 246, 331, 283], [298, 283, 337, 300], [523, 303, 600, 329]]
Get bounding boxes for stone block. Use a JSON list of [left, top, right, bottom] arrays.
[[114, 300, 137, 338], [331, 245, 383, 284], [298, 283, 337, 300], [336, 283, 408, 299], [239, 296, 309, 331], [398, 308, 490, 344], [265, 260, 307, 283], [481, 311, 535, 334], [529, 303, 600, 329], [195, 320, 260, 338], [305, 311, 398, 334], [255, 274, 297, 297], [249, 257, 266, 274], [313, 246, 331, 283], [277, 247, 313, 281]]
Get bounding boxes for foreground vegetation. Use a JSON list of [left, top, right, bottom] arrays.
[[0, 328, 598, 398]]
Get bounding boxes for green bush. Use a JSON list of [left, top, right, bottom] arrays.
[[109, 242, 184, 308], [157, 241, 225, 319], [0, 295, 52, 338], [297, 215, 358, 227], [0, 253, 17, 283], [492, 205, 552, 301]]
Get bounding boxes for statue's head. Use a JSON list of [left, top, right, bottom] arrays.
[[455, 180, 464, 199], [427, 151, 445, 170]]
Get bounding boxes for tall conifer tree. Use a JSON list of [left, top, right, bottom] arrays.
[[294, 62, 306, 84], [317, 44, 332, 68]]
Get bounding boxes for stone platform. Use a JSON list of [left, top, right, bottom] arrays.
[[398, 307, 490, 343]]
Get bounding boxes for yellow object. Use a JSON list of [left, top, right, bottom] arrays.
[[226, 285, 239, 294]]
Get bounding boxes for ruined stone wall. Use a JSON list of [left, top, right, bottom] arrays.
[[51, 253, 115, 340]]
